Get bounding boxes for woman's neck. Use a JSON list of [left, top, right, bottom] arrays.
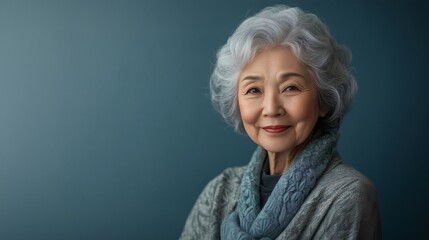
[[267, 151, 294, 175], [266, 136, 313, 175]]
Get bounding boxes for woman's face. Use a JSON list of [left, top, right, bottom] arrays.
[[237, 46, 326, 156]]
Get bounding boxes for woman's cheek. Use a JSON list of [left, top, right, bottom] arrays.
[[287, 95, 318, 120], [239, 101, 258, 125]]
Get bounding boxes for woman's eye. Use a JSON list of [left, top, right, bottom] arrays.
[[284, 86, 299, 92], [246, 88, 261, 94]]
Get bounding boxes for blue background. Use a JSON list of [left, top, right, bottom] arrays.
[[1, 0, 428, 239]]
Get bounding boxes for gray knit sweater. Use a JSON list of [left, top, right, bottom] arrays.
[[180, 156, 381, 239]]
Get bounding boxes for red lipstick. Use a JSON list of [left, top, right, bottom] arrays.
[[262, 125, 289, 133]]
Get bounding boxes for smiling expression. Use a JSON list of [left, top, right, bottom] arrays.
[[238, 46, 326, 160]]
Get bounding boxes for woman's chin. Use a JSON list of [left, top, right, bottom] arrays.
[[260, 143, 294, 156]]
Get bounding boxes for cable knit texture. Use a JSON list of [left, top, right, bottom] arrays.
[[180, 132, 381, 240], [221, 132, 337, 239]]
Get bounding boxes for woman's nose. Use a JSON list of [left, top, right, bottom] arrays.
[[262, 92, 285, 117]]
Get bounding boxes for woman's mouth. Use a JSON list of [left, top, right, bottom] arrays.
[[262, 125, 290, 133]]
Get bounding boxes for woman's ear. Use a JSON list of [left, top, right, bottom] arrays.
[[319, 106, 329, 118]]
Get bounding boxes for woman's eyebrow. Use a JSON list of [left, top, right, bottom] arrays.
[[279, 72, 305, 80], [241, 75, 262, 81], [241, 72, 306, 82]]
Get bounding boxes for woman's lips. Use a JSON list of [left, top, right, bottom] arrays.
[[262, 125, 290, 133]]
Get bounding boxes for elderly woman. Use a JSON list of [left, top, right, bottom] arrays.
[[181, 5, 380, 240]]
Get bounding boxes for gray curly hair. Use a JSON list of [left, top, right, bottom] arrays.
[[210, 5, 357, 133]]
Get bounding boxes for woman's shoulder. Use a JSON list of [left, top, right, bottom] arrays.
[[200, 165, 247, 204], [209, 165, 247, 187], [190, 165, 247, 209], [320, 162, 377, 197], [180, 165, 247, 240], [311, 162, 381, 239], [313, 161, 380, 226], [282, 161, 381, 239]]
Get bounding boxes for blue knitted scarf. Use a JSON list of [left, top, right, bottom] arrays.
[[221, 132, 339, 239]]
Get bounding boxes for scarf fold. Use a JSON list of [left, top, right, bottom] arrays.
[[221, 132, 339, 240]]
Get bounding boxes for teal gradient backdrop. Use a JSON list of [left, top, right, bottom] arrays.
[[1, 0, 428, 239]]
